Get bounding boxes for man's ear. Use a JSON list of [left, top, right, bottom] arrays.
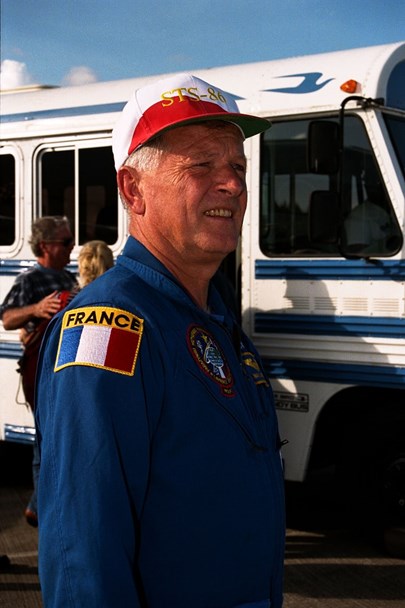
[[38, 240, 49, 256], [117, 166, 145, 213]]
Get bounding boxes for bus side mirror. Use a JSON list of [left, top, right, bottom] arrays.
[[309, 191, 340, 244], [308, 121, 340, 174]]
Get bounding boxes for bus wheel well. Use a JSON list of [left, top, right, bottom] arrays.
[[307, 386, 405, 476], [307, 386, 405, 549]]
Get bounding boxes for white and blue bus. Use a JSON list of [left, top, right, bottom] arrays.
[[1, 42, 404, 538]]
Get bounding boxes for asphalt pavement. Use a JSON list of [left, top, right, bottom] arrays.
[[1, 442, 404, 608]]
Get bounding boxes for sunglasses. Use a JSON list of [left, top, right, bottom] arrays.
[[44, 237, 74, 247]]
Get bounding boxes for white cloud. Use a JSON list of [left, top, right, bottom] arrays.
[[0, 59, 36, 90], [61, 66, 98, 86]]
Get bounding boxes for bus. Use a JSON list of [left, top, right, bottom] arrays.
[[1, 42, 404, 542]]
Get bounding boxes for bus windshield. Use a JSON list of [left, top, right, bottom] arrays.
[[260, 115, 403, 258]]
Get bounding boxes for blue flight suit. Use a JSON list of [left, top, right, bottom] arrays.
[[36, 236, 285, 608]]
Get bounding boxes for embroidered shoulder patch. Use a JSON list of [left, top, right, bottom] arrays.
[[187, 324, 234, 396], [55, 306, 143, 376], [241, 347, 269, 387]]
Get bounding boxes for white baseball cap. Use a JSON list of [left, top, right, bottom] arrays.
[[112, 72, 271, 170]]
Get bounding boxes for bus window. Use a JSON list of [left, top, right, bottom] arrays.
[[384, 114, 405, 180], [40, 149, 74, 225], [39, 144, 118, 245], [0, 154, 16, 246], [79, 147, 118, 244], [260, 116, 402, 257], [260, 119, 331, 256]]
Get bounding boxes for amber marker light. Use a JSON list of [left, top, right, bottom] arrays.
[[340, 79, 359, 94]]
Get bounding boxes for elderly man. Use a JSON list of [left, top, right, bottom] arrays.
[[36, 74, 285, 608]]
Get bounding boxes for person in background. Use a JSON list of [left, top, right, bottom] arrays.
[[77, 239, 114, 288], [36, 74, 286, 608], [342, 169, 398, 254], [0, 216, 77, 528]]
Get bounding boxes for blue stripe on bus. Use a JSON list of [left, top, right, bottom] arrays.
[[263, 358, 405, 389], [255, 313, 405, 339], [3, 258, 404, 280], [0, 260, 37, 275], [1, 101, 126, 123], [4, 424, 35, 444], [255, 259, 405, 281], [0, 259, 78, 277], [0, 342, 23, 359]]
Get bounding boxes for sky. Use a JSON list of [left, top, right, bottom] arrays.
[[1, 0, 405, 90]]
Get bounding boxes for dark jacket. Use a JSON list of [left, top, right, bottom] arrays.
[[36, 237, 285, 607]]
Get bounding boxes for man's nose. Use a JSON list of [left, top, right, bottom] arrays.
[[215, 165, 246, 196]]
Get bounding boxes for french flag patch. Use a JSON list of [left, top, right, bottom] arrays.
[[55, 306, 144, 376]]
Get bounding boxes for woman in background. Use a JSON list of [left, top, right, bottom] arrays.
[[78, 240, 114, 287]]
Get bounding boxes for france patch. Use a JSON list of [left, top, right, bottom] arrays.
[[55, 306, 144, 376]]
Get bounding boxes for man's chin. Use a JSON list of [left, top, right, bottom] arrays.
[[202, 242, 237, 257], [201, 235, 239, 255]]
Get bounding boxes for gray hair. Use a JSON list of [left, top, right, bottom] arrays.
[[123, 134, 167, 172], [118, 135, 167, 208], [29, 216, 71, 257]]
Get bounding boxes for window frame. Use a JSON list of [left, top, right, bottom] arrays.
[[33, 136, 120, 248], [0, 145, 21, 254], [259, 113, 402, 258]]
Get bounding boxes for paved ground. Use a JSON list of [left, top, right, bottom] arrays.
[[0, 483, 41, 608], [1, 442, 404, 607], [284, 524, 405, 607]]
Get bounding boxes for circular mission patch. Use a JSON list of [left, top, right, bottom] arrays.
[[187, 325, 234, 397]]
